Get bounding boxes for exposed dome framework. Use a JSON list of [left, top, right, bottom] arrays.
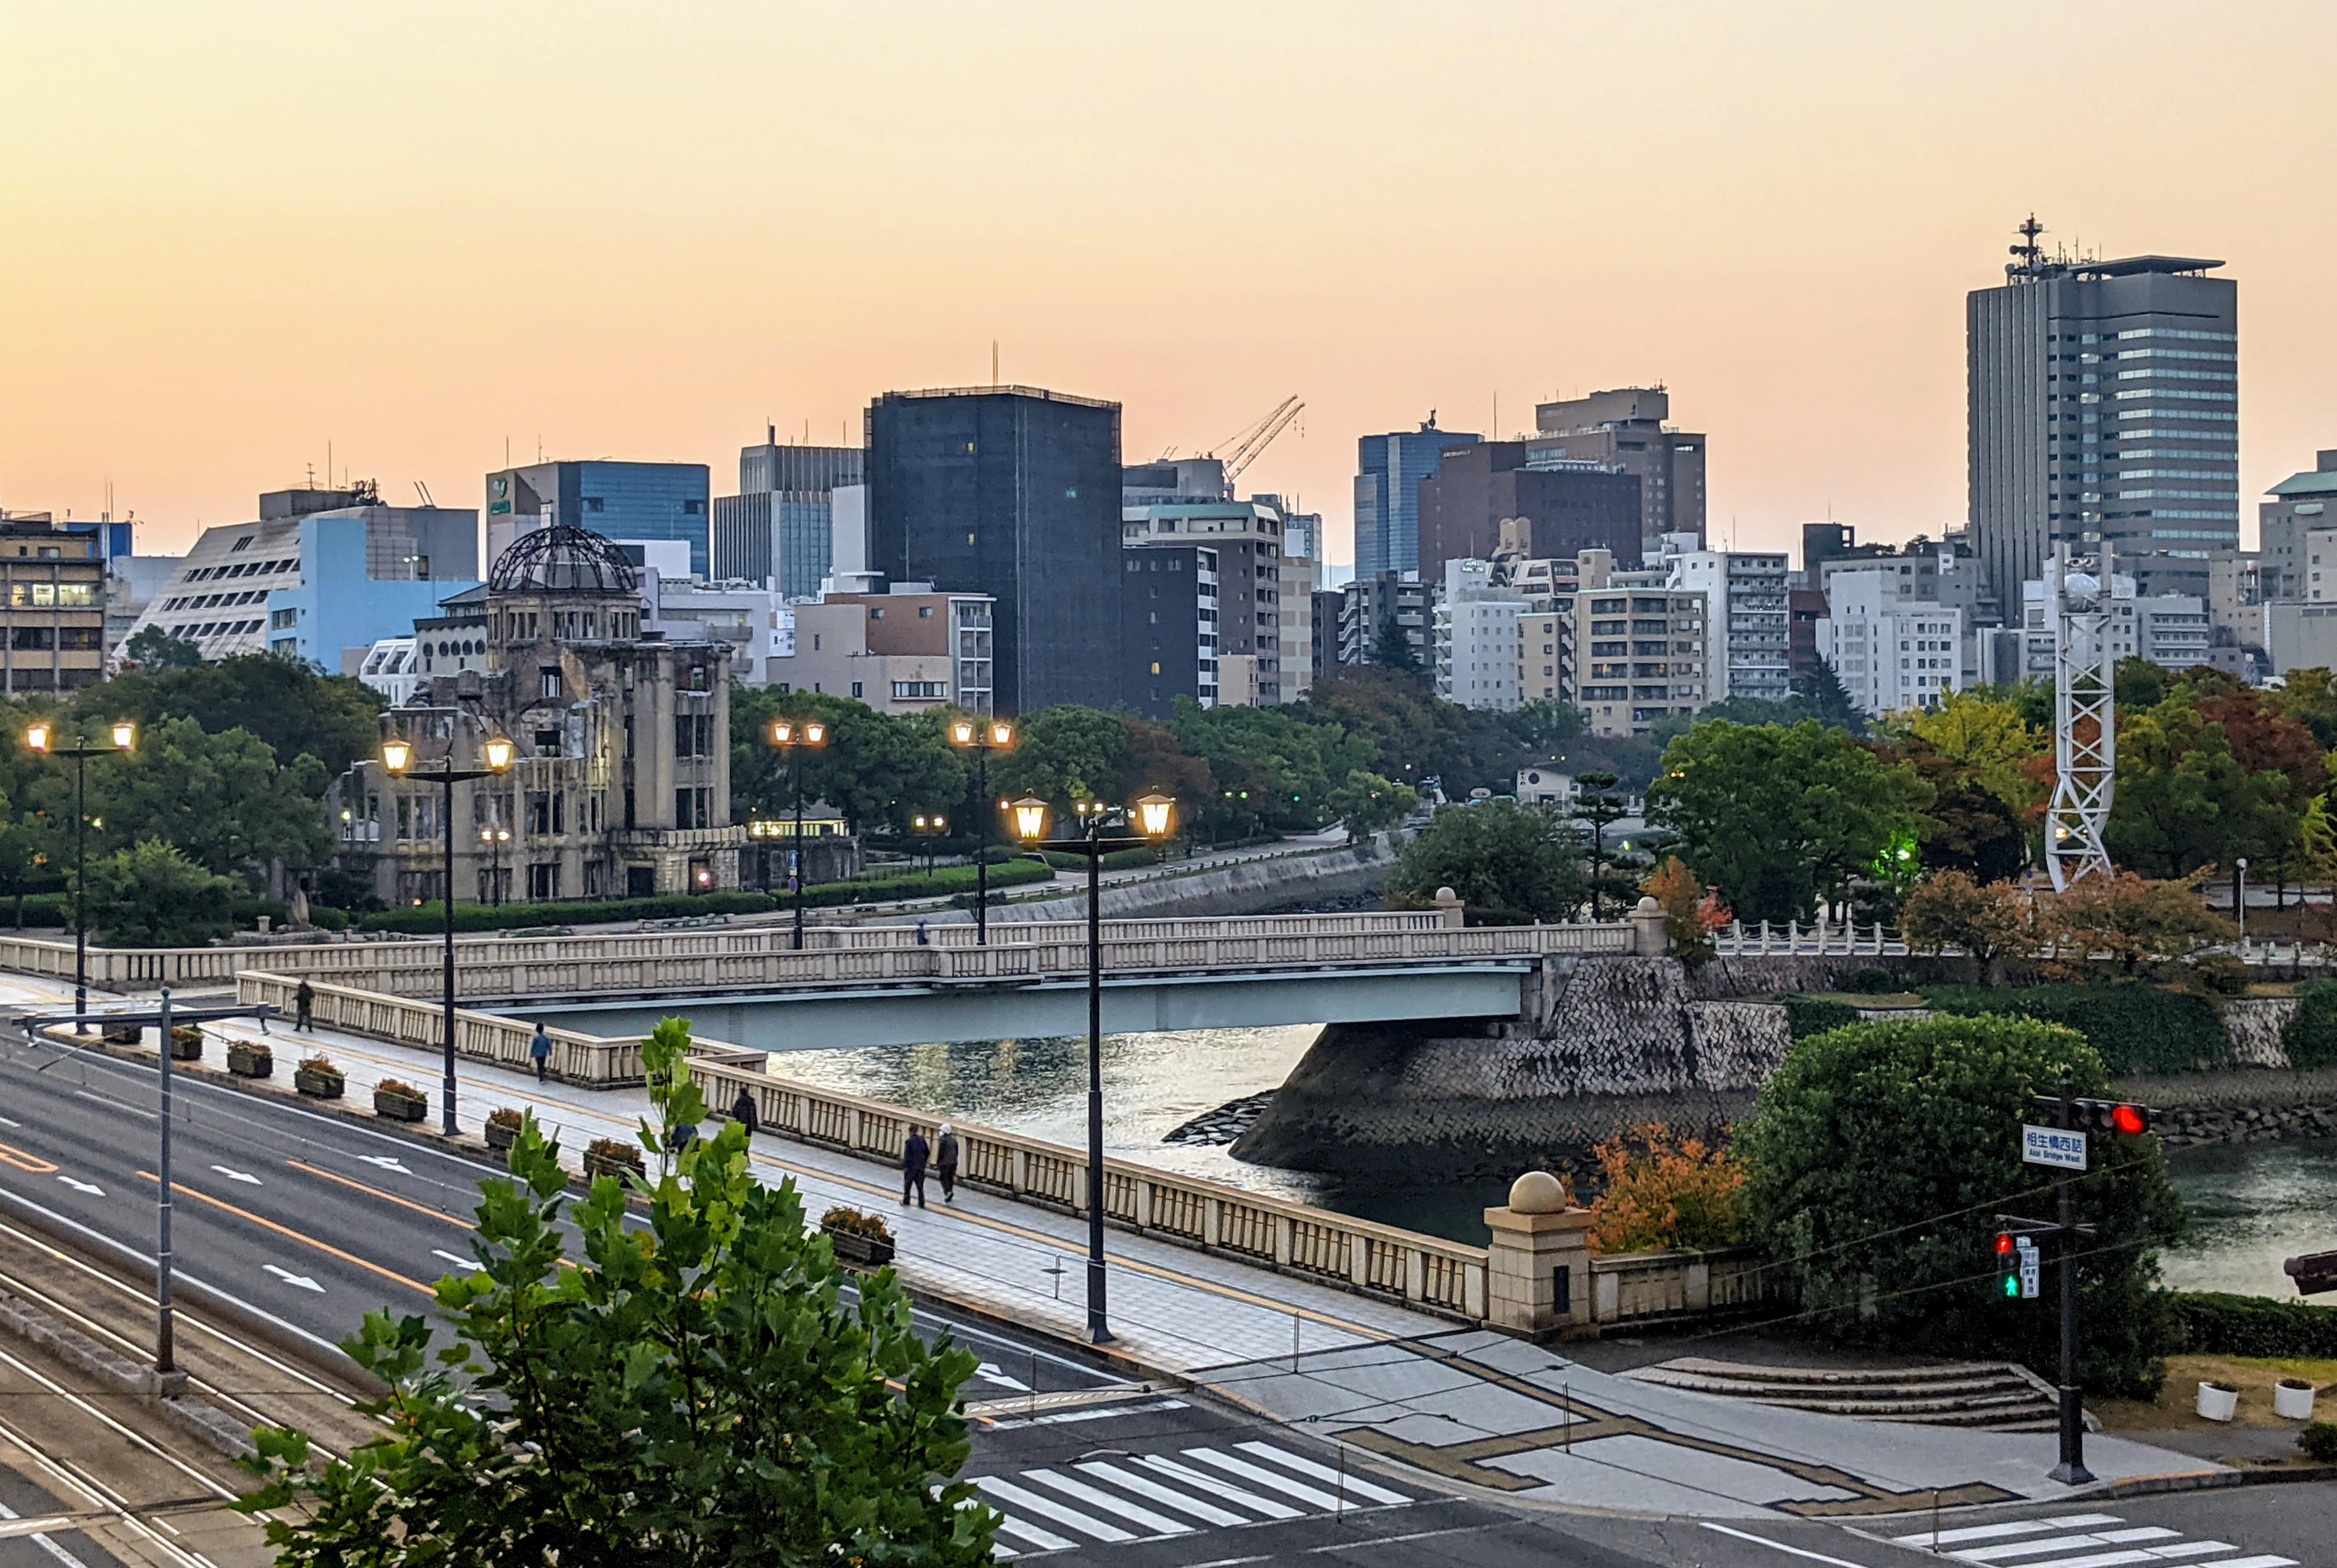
[[487, 523, 640, 596]]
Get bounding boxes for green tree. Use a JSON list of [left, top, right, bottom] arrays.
[[1373, 614, 1423, 674], [84, 839, 240, 946], [1324, 768, 1414, 842], [1645, 720, 1931, 925], [1173, 699, 1372, 835], [119, 624, 203, 669], [1736, 1014, 2183, 1397], [90, 651, 383, 776], [1386, 799, 1586, 923], [1571, 771, 1636, 918], [1298, 667, 1525, 801], [1798, 657, 1866, 736], [728, 688, 969, 837], [991, 704, 1132, 808], [237, 1019, 995, 1564], [1509, 697, 1585, 756], [70, 717, 332, 881]]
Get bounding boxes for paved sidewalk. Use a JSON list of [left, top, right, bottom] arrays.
[[4, 970, 2221, 1521]]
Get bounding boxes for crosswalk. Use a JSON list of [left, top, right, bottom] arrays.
[[974, 1438, 1412, 1557], [1890, 1511, 2297, 1568]]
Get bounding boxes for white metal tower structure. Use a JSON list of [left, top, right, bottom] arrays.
[[2045, 542, 2117, 890]]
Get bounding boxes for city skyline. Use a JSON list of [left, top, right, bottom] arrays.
[[4, 1, 2333, 565]]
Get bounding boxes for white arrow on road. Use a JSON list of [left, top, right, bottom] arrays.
[[56, 1175, 104, 1196], [976, 1362, 1031, 1391], [263, 1264, 324, 1294], [210, 1164, 262, 1186], [358, 1155, 414, 1175], [431, 1249, 482, 1273]]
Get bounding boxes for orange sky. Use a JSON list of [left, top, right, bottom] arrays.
[[4, 1, 2333, 567]]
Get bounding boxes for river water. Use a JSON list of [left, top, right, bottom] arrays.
[[760, 1024, 2332, 1299]]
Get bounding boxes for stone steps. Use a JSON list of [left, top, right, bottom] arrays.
[[1625, 1356, 2061, 1432]]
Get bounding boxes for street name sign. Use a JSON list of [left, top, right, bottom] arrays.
[[2021, 1124, 2088, 1172]]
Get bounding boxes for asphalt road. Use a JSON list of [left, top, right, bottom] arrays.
[[3, 1029, 2328, 1568]]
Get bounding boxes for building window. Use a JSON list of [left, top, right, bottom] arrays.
[[527, 863, 561, 900], [850, 681, 864, 698], [541, 668, 561, 698]]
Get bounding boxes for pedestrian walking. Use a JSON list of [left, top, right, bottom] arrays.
[[935, 1122, 960, 1204], [731, 1085, 759, 1138], [294, 979, 314, 1032], [915, 918, 930, 945], [529, 1023, 552, 1084], [901, 1127, 930, 1209]]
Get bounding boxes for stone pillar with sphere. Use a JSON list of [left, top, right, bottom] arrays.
[[1483, 1170, 1594, 1338]]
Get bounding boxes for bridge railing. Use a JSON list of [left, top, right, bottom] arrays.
[[1708, 919, 1909, 957], [682, 1050, 1490, 1323], [235, 972, 648, 1085]]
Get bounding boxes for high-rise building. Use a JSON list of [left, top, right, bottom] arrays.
[[0, 516, 107, 694], [1967, 218, 2238, 603], [711, 432, 864, 596], [1818, 571, 1968, 717], [122, 484, 480, 669], [1525, 388, 1707, 558], [866, 386, 1123, 714], [1415, 442, 1642, 583], [2259, 450, 2337, 603], [1338, 571, 1430, 668], [1311, 588, 1345, 683], [1121, 500, 1285, 702], [1571, 552, 1707, 737], [486, 460, 712, 577], [1353, 421, 1480, 579], [1432, 558, 1529, 711], [1664, 545, 1791, 704], [1121, 542, 1218, 718]]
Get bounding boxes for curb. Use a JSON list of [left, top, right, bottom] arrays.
[[0, 1282, 255, 1459], [2087, 1462, 2337, 1498]]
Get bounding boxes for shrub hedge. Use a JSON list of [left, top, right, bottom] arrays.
[[2283, 981, 2337, 1071], [2165, 1290, 2337, 1359], [1781, 995, 1863, 1040], [1918, 983, 2231, 1075]]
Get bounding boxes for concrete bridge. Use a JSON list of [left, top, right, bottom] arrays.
[[5, 906, 1667, 1049]]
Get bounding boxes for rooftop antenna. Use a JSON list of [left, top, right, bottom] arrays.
[[2009, 213, 2047, 279], [992, 340, 1000, 388]]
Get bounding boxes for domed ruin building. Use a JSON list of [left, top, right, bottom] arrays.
[[329, 524, 744, 906]]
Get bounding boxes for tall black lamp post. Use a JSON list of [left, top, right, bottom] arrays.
[[949, 718, 1015, 944], [383, 730, 513, 1137], [25, 718, 135, 1022], [479, 824, 510, 906], [1011, 790, 1176, 1344], [912, 812, 949, 877], [767, 718, 828, 950]]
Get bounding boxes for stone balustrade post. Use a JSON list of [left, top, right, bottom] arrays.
[[1433, 886, 1464, 929], [1482, 1171, 1594, 1338], [1628, 894, 1667, 957]]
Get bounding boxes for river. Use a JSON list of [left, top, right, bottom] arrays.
[[760, 1024, 2333, 1299]]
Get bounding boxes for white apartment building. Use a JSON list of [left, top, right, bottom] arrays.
[[1820, 569, 1967, 716], [1433, 558, 1528, 710], [1574, 549, 1708, 736], [1665, 542, 1791, 702]]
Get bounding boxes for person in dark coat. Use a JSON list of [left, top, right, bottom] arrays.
[[901, 1128, 931, 1208], [731, 1086, 759, 1138], [935, 1122, 961, 1204], [294, 979, 315, 1032], [529, 1024, 553, 1083]]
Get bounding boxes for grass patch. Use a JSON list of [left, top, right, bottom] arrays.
[[2092, 1352, 2337, 1433]]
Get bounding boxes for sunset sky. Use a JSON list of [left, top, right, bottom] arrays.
[[4, 1, 2332, 565]]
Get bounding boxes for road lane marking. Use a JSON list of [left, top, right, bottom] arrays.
[[55, 1176, 103, 1196], [0, 1141, 58, 1174], [1231, 1441, 1411, 1506], [288, 1160, 474, 1228], [136, 1170, 435, 1297], [0, 1113, 21, 1128], [973, 1476, 1134, 1543], [1180, 1447, 1347, 1512], [1702, 1523, 1874, 1568], [263, 1265, 324, 1294], [1018, 1469, 1194, 1536], [976, 1361, 1031, 1391], [1066, 1461, 1249, 1528], [357, 1155, 414, 1175], [431, 1249, 482, 1273], [209, 1165, 262, 1186], [1896, 1520, 2126, 1548]]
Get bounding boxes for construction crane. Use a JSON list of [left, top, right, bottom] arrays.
[[1211, 396, 1304, 497]]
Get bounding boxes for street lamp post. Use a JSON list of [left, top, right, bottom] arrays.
[[949, 718, 1015, 944], [767, 719, 829, 950], [1011, 791, 1176, 1344], [24, 720, 135, 1022], [2235, 857, 2248, 942], [912, 812, 949, 877], [479, 825, 510, 907], [383, 730, 513, 1137]]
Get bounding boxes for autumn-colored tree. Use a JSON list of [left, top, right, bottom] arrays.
[[1586, 1123, 1750, 1255], [2041, 870, 2233, 975], [1899, 870, 2038, 981], [1880, 691, 2049, 821], [1643, 855, 1731, 967]]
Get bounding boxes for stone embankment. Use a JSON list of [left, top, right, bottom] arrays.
[[2120, 1065, 2337, 1148], [1235, 954, 1886, 1179]]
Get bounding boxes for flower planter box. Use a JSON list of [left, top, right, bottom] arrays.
[[821, 1224, 897, 1269], [168, 1027, 204, 1062], [2196, 1381, 2240, 1423], [102, 1024, 141, 1046], [373, 1087, 429, 1123], [484, 1118, 521, 1153], [2275, 1378, 2317, 1421], [294, 1068, 345, 1099], [584, 1148, 644, 1180], [226, 1043, 273, 1080]]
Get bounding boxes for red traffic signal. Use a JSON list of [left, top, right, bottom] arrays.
[[1995, 1232, 2016, 1257], [2109, 1104, 2148, 1136]]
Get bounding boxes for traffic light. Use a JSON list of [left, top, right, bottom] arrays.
[[2033, 1094, 2154, 1137], [1996, 1231, 2019, 1299]]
